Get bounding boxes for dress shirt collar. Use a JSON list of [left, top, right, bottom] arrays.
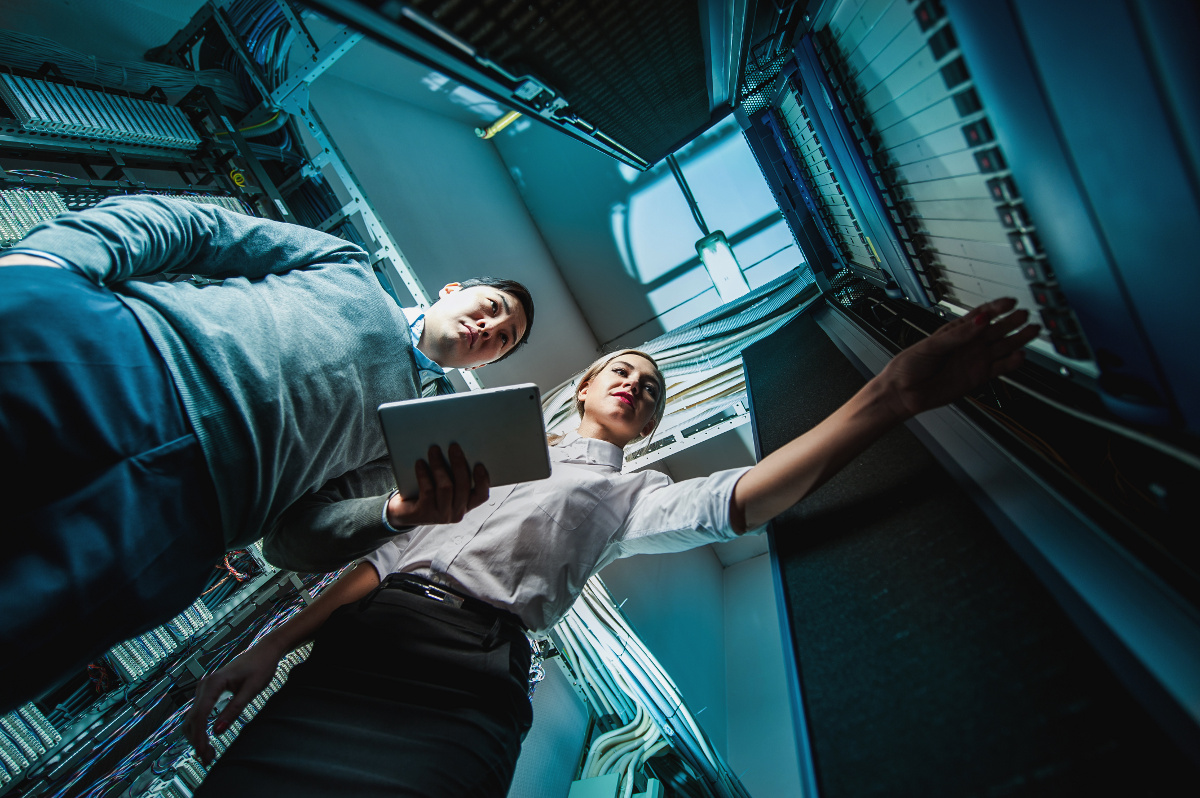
[[402, 306, 448, 387], [555, 431, 624, 471]]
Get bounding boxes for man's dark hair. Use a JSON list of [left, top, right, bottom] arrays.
[[458, 277, 535, 363]]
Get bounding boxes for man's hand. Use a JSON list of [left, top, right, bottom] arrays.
[[877, 297, 1040, 420], [183, 642, 284, 765], [387, 443, 489, 528]]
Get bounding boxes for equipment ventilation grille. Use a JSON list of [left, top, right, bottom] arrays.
[[407, 0, 710, 164]]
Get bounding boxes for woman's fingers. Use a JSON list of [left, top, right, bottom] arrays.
[[971, 296, 1018, 321], [991, 320, 1041, 356], [980, 307, 1031, 341]]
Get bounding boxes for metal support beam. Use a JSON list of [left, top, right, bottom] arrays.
[[271, 26, 363, 108]]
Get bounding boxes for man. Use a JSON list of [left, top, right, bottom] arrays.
[[0, 195, 534, 711]]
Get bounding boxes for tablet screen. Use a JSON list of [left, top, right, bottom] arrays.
[[378, 383, 551, 499]]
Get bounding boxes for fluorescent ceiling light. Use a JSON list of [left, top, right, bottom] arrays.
[[696, 230, 750, 302]]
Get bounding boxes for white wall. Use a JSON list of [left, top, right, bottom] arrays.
[[493, 121, 672, 350], [509, 662, 590, 798], [596, 544, 804, 798], [725, 554, 804, 798]]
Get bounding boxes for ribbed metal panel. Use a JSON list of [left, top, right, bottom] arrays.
[[407, 0, 712, 162], [0, 74, 200, 151]]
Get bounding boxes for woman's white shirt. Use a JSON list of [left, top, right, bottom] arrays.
[[363, 432, 757, 633]]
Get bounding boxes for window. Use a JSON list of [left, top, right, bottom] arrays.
[[610, 116, 810, 342]]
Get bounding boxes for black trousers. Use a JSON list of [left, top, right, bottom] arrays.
[[195, 586, 533, 797], [0, 266, 223, 711]]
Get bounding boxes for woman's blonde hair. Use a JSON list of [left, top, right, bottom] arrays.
[[573, 349, 666, 444]]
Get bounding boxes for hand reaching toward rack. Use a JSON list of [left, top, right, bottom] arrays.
[[730, 297, 1040, 532]]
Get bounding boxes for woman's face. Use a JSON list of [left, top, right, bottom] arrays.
[[576, 354, 661, 447]]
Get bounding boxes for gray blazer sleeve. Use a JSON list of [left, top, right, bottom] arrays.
[[261, 457, 411, 573], [15, 195, 367, 285]]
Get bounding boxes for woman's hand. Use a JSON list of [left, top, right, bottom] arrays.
[[183, 642, 285, 765], [876, 297, 1040, 421], [387, 443, 489, 528], [731, 298, 1040, 531]]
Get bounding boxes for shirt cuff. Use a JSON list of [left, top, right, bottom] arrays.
[[382, 489, 407, 534], [2, 248, 77, 272]]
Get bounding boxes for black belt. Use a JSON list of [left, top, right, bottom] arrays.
[[378, 573, 527, 631]]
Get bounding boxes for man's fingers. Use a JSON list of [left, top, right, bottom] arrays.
[[467, 463, 490, 511], [428, 445, 453, 510], [447, 443, 471, 520], [412, 459, 434, 500]]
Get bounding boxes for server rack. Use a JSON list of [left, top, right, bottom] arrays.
[[732, 0, 1200, 792], [0, 16, 357, 796]]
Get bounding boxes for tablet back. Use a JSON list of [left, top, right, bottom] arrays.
[[378, 383, 551, 499]]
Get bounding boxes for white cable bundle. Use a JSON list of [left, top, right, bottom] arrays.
[[554, 577, 752, 798], [0, 29, 248, 111]]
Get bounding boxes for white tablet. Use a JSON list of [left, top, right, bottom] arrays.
[[378, 383, 551, 500]]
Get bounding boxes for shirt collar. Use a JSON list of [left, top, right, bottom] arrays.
[[555, 431, 624, 471], [402, 306, 445, 378]]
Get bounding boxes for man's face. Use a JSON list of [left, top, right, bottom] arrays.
[[418, 284, 528, 369]]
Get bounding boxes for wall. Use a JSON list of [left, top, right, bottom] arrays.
[[509, 662, 591, 798], [492, 122, 676, 350], [596, 541, 805, 798], [725, 554, 804, 798]]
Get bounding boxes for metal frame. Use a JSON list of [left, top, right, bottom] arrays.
[[167, 0, 481, 388], [299, 0, 652, 170], [625, 405, 752, 472], [788, 36, 933, 306]]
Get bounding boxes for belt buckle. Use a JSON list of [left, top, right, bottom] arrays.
[[416, 581, 464, 609]]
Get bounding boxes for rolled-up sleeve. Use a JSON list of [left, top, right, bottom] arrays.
[[614, 467, 756, 557]]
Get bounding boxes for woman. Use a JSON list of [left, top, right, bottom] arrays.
[[185, 298, 1037, 797]]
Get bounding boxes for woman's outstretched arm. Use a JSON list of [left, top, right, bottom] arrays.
[[729, 298, 1039, 532], [182, 561, 382, 764]]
